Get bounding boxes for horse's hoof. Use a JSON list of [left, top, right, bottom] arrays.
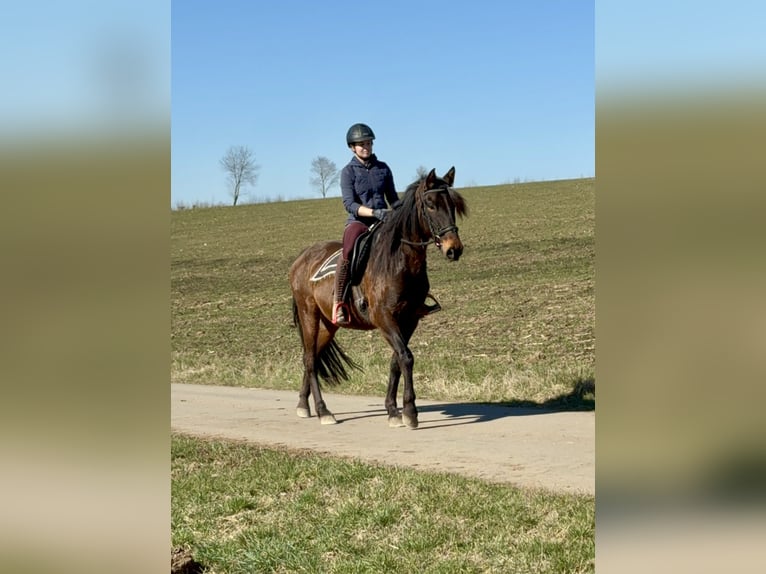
[[388, 415, 404, 428], [402, 414, 419, 429], [320, 414, 338, 425], [296, 407, 311, 418]]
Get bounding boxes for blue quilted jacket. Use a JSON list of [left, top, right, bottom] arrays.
[[340, 154, 399, 225]]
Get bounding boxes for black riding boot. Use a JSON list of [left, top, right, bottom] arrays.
[[418, 293, 442, 317], [332, 258, 351, 326]]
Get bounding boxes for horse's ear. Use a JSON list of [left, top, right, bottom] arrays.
[[425, 168, 437, 187], [443, 166, 456, 187]]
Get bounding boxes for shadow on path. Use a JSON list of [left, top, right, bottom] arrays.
[[331, 407, 388, 423], [500, 377, 595, 412], [335, 378, 594, 429]]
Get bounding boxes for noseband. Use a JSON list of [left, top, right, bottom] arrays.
[[401, 186, 459, 248]]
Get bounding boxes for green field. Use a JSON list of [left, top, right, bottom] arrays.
[[172, 435, 594, 574], [171, 177, 595, 572], [171, 177, 594, 405]]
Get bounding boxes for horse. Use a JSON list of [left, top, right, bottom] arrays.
[[289, 167, 468, 429]]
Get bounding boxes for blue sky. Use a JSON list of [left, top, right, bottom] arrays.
[[1, 2, 169, 136], [597, 1, 766, 94], [171, 0, 595, 206], [3, 1, 764, 193]]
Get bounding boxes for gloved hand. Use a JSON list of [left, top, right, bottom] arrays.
[[373, 208, 390, 221]]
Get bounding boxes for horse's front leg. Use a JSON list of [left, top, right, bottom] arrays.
[[387, 339, 417, 429], [398, 346, 418, 429], [385, 351, 404, 427], [382, 323, 418, 429]]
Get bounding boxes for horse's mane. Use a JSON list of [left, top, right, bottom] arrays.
[[369, 175, 467, 275], [385, 178, 425, 251]]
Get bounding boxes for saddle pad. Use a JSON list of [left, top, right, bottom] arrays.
[[310, 248, 342, 282]]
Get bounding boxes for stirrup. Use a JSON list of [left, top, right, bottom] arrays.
[[419, 293, 442, 317], [332, 302, 350, 325]]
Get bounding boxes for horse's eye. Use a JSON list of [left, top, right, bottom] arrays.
[[425, 196, 436, 210]]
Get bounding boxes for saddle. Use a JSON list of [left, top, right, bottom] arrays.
[[309, 223, 441, 317], [309, 223, 379, 287], [345, 225, 378, 298]]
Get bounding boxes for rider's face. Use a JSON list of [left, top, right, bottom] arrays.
[[351, 140, 373, 160]]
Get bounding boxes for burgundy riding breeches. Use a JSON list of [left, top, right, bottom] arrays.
[[341, 221, 369, 260]]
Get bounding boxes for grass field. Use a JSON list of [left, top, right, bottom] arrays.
[[171, 177, 594, 406], [172, 435, 595, 574], [171, 177, 595, 572]]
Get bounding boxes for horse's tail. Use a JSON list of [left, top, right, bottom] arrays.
[[291, 297, 362, 386], [316, 338, 362, 386]]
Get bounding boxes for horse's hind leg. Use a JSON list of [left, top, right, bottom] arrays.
[[295, 306, 337, 424], [296, 368, 312, 418], [294, 305, 313, 419], [303, 361, 337, 424], [311, 322, 339, 425], [297, 350, 337, 424]]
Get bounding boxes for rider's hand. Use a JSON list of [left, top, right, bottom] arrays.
[[373, 208, 390, 222]]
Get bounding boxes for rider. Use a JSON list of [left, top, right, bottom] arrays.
[[332, 123, 400, 326]]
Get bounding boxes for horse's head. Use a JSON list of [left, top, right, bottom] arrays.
[[416, 167, 468, 261]]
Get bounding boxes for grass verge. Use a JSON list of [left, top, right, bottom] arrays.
[[172, 434, 594, 574]]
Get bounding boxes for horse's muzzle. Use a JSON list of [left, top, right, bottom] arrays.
[[441, 237, 463, 261]]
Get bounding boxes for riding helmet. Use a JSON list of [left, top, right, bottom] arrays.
[[346, 123, 376, 145]]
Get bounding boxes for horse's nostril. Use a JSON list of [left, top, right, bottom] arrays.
[[446, 248, 455, 260]]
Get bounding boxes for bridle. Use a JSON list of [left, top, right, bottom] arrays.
[[401, 186, 459, 248]]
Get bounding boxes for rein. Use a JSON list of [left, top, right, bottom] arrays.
[[400, 186, 459, 248]]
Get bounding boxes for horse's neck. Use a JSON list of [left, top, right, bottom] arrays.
[[370, 235, 428, 279], [393, 244, 428, 281]]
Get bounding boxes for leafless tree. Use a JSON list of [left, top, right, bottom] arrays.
[[414, 165, 430, 180], [220, 145, 260, 206], [310, 156, 340, 198]]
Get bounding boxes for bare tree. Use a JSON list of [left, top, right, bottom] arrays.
[[310, 156, 340, 198], [414, 165, 430, 180], [220, 145, 260, 206]]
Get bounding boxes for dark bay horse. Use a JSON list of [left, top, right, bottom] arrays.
[[289, 167, 468, 428]]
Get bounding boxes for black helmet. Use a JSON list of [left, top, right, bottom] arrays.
[[346, 123, 376, 145]]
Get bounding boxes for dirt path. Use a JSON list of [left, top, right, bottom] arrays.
[[171, 383, 594, 495]]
